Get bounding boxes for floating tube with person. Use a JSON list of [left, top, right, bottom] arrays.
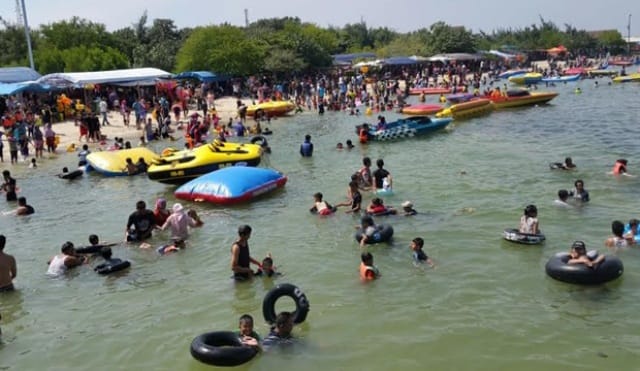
[[545, 252, 623, 285], [354, 224, 394, 244]]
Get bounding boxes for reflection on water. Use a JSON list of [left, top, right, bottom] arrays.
[[1, 82, 640, 369]]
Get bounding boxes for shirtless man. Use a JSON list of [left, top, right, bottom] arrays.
[[0, 235, 17, 292]]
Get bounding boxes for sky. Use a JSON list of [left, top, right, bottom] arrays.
[[3, 0, 638, 37]]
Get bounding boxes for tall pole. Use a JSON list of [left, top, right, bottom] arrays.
[[20, 0, 34, 70], [628, 14, 632, 55]]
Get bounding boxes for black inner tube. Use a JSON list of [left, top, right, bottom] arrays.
[[190, 331, 258, 367], [262, 283, 310, 324]]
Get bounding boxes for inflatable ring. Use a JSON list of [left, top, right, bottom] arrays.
[[545, 252, 623, 285], [190, 331, 258, 367], [250, 135, 268, 148], [502, 228, 545, 245], [262, 283, 310, 324], [75, 245, 103, 255], [354, 224, 394, 244], [59, 169, 83, 180], [95, 260, 131, 275], [161, 147, 178, 157]]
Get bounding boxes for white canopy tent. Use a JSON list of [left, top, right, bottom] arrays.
[[37, 67, 172, 88]]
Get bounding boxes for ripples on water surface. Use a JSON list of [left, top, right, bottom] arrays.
[[1, 82, 640, 370]]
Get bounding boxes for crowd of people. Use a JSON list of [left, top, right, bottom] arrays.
[[518, 157, 638, 264]]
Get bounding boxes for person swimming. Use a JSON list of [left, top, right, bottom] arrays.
[[550, 157, 576, 170]]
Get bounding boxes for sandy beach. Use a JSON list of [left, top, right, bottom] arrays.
[[44, 96, 248, 154]]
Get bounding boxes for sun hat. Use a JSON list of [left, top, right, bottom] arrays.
[[173, 203, 184, 212], [402, 201, 413, 208]]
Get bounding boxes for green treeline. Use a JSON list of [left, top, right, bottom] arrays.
[[0, 13, 628, 75]]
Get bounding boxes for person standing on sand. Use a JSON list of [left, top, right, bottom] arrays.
[[99, 97, 110, 126], [0, 235, 17, 292]]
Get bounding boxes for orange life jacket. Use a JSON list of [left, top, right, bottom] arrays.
[[359, 262, 378, 280], [359, 128, 369, 143]]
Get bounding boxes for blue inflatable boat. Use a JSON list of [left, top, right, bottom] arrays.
[[174, 167, 287, 205]]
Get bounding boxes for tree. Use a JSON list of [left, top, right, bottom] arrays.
[[596, 30, 626, 54], [176, 25, 266, 76], [263, 48, 306, 74], [0, 17, 32, 67], [39, 17, 115, 50], [426, 22, 476, 54]]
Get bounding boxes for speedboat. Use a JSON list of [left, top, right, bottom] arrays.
[[147, 140, 262, 184], [489, 90, 558, 109], [246, 101, 295, 116], [541, 74, 581, 83], [355, 116, 452, 141], [612, 73, 640, 83]]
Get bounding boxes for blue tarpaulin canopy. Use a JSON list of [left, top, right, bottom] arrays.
[[0, 82, 53, 96], [332, 53, 377, 63], [382, 57, 420, 65], [173, 71, 228, 83], [0, 67, 42, 83]]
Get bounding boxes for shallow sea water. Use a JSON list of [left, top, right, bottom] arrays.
[[1, 78, 640, 370]]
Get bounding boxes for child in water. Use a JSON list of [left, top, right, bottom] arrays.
[[238, 314, 261, 348], [519, 204, 540, 234], [255, 254, 280, 277], [359, 252, 379, 280], [402, 201, 418, 216], [310, 192, 335, 215], [410, 238, 435, 267]]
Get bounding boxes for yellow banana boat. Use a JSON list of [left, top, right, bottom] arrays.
[[86, 147, 159, 176], [436, 99, 494, 120], [148, 140, 262, 184]]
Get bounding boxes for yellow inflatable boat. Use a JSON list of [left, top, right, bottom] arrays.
[[147, 140, 263, 184], [86, 148, 159, 176], [246, 101, 295, 117]]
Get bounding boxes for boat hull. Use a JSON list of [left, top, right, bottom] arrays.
[[490, 92, 558, 109]]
